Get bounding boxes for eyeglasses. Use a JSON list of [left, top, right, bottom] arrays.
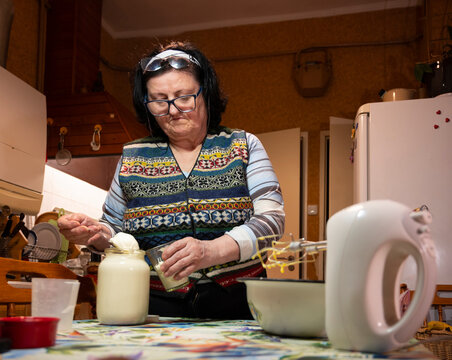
[[144, 87, 203, 117], [140, 55, 200, 74]]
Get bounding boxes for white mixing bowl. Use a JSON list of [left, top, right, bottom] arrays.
[[239, 277, 326, 338]]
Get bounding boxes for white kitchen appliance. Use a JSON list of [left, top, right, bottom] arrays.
[[325, 200, 436, 353], [353, 93, 452, 287], [0, 66, 46, 215]]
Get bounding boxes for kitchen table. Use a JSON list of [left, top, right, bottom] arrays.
[[3, 317, 435, 359]]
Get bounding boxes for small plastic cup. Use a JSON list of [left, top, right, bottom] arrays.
[[146, 242, 189, 292], [31, 278, 80, 332]]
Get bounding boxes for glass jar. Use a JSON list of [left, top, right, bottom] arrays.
[[64, 258, 84, 276], [96, 248, 150, 325]]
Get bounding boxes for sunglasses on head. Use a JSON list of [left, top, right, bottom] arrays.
[[140, 55, 200, 74]]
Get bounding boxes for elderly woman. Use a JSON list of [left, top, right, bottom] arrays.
[[58, 41, 285, 319]]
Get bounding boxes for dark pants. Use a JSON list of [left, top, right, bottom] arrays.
[[149, 281, 253, 320]]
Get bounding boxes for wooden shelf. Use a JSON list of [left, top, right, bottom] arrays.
[[46, 91, 147, 158]]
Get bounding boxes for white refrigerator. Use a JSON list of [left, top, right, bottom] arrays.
[[353, 93, 452, 288]]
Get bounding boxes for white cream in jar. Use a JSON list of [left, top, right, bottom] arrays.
[[109, 232, 139, 252], [96, 248, 150, 325]]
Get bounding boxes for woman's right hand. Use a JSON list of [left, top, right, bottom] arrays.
[[57, 213, 112, 251]]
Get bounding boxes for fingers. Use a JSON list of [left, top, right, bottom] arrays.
[[57, 213, 108, 248], [57, 213, 87, 231], [59, 225, 96, 245], [161, 239, 186, 260], [159, 238, 206, 279], [172, 264, 197, 279], [168, 257, 195, 280], [58, 213, 100, 229], [86, 230, 111, 251]]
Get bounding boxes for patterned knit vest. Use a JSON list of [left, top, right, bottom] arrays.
[[119, 128, 264, 295]]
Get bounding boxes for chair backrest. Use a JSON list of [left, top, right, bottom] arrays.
[[0, 257, 96, 317], [431, 284, 452, 323], [409, 284, 452, 325]]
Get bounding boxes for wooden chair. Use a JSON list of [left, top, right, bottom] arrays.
[[0, 257, 96, 318], [409, 284, 452, 326], [431, 285, 452, 323]]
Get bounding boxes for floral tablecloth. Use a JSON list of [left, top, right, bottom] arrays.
[[3, 318, 434, 359]]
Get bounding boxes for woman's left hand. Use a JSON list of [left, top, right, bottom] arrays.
[[159, 235, 239, 280]]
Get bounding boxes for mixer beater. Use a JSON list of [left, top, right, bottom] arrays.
[[253, 234, 327, 273]]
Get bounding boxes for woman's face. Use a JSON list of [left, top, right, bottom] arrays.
[[146, 70, 207, 144]]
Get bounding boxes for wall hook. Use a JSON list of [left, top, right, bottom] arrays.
[[90, 124, 102, 151]]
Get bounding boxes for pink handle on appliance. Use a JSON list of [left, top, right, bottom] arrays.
[[364, 238, 436, 347]]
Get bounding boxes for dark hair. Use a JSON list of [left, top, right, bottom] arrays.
[[132, 41, 228, 138]]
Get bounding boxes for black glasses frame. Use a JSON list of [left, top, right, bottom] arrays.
[[144, 87, 203, 117]]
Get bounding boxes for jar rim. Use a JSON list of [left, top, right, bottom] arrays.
[[104, 247, 145, 255]]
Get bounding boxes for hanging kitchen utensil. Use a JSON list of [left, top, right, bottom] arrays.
[[293, 47, 332, 97], [90, 124, 102, 151], [55, 127, 72, 166]]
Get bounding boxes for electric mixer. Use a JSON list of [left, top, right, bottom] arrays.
[[253, 199, 437, 353]]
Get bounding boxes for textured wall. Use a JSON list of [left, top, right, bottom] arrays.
[[6, 0, 40, 87], [101, 7, 422, 125], [427, 0, 452, 57]]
